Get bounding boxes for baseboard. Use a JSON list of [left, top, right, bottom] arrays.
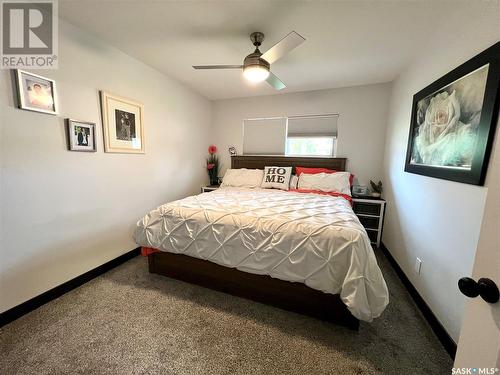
[[380, 243, 457, 358], [0, 247, 141, 327]]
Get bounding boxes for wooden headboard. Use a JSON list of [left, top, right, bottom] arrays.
[[231, 156, 347, 173]]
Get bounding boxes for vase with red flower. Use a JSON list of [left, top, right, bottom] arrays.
[[206, 145, 219, 185]]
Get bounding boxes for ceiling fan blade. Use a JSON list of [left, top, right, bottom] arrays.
[[261, 31, 305, 64], [266, 72, 286, 90], [192, 65, 243, 70]]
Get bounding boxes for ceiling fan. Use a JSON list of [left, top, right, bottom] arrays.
[[193, 31, 305, 90]]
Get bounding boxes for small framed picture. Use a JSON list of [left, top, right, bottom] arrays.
[[100, 91, 145, 154], [66, 119, 97, 152], [15, 70, 57, 115]]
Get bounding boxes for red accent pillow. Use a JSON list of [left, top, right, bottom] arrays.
[[295, 167, 336, 176], [295, 167, 355, 185]]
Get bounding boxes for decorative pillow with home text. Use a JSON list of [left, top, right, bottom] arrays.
[[260, 166, 292, 191]]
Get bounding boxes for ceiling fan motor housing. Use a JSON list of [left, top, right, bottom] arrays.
[[243, 51, 270, 71]]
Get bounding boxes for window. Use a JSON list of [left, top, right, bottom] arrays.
[[242, 114, 339, 157], [286, 136, 336, 156], [286, 115, 338, 156]]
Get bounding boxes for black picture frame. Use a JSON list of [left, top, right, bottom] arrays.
[[66, 119, 97, 152], [404, 42, 500, 186]]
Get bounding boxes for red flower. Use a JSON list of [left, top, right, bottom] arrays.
[[208, 145, 217, 154], [207, 163, 215, 170]]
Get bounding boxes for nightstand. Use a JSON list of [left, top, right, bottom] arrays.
[[352, 197, 386, 247], [201, 185, 220, 193]]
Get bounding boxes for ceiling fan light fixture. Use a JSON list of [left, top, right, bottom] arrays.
[[243, 65, 270, 83]]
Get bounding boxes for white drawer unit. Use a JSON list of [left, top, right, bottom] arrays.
[[352, 198, 386, 247]]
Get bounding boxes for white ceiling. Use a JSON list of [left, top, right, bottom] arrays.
[[60, 1, 468, 100]]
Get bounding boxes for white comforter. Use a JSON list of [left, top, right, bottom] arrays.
[[134, 187, 389, 322]]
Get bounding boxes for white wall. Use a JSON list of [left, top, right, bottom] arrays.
[[381, 3, 500, 342], [0, 20, 212, 312], [212, 83, 392, 185]]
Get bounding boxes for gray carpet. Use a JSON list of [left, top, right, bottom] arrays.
[[0, 251, 452, 375]]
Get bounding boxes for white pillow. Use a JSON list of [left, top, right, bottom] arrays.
[[261, 166, 292, 191], [289, 174, 298, 190], [221, 168, 264, 188], [298, 172, 352, 196]]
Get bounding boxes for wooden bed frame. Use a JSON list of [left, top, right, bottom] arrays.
[[147, 155, 359, 330]]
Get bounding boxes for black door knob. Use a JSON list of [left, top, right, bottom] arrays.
[[458, 277, 499, 303], [477, 278, 499, 303], [458, 277, 479, 298]]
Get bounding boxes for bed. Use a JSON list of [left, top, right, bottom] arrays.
[[134, 156, 388, 330]]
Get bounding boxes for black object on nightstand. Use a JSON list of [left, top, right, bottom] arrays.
[[201, 185, 220, 193], [352, 197, 386, 247]]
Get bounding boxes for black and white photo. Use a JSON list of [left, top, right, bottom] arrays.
[[66, 119, 97, 152], [115, 109, 136, 141]]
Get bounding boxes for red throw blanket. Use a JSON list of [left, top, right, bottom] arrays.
[[288, 189, 353, 205], [141, 246, 159, 256]]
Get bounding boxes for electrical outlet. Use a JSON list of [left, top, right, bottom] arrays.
[[414, 258, 422, 275]]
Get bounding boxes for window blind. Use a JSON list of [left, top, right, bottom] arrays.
[[243, 118, 287, 155], [287, 115, 338, 137]]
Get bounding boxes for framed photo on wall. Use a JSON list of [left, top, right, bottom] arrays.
[[15, 70, 58, 115], [404, 42, 500, 186], [66, 119, 97, 152], [100, 91, 145, 153]]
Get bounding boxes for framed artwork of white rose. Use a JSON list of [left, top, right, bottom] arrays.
[[405, 42, 500, 186]]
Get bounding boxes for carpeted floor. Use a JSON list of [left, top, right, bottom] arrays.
[[0, 251, 452, 375]]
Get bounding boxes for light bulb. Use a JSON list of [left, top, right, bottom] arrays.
[[243, 66, 270, 83]]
